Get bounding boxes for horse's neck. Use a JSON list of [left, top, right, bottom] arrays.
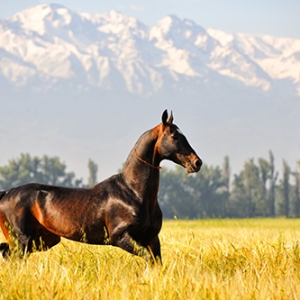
[[122, 130, 161, 202]]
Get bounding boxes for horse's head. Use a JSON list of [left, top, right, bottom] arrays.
[[155, 110, 202, 173]]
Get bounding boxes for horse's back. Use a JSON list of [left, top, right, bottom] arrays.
[[0, 183, 91, 207], [0, 183, 91, 232]]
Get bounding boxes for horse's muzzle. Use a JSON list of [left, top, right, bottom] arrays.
[[184, 154, 202, 173]]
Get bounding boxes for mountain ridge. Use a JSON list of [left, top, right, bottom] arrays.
[[1, 3, 300, 98], [0, 4, 299, 181]]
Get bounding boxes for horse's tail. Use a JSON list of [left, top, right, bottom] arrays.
[[0, 243, 9, 258], [0, 190, 10, 258]]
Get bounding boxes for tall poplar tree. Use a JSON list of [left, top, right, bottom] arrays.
[[222, 155, 231, 217], [268, 151, 278, 217], [282, 159, 291, 217], [292, 161, 300, 217], [88, 159, 98, 187]]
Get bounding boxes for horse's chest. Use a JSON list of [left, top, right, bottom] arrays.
[[131, 206, 162, 241]]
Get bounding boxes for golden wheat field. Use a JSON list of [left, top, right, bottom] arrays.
[[1, 219, 300, 300]]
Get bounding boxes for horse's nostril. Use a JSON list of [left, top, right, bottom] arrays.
[[195, 159, 202, 168]]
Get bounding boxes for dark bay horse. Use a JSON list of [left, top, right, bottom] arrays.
[[0, 110, 201, 263]]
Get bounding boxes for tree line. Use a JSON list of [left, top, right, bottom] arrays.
[[0, 153, 98, 190], [0, 152, 299, 219], [159, 151, 300, 218]]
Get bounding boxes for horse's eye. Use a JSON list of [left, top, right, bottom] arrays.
[[172, 133, 179, 140]]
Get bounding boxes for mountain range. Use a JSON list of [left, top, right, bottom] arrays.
[[0, 4, 299, 181]]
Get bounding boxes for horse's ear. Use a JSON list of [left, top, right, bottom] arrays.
[[167, 111, 174, 124], [162, 109, 168, 126], [162, 109, 173, 125]]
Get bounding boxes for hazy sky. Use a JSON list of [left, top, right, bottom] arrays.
[[0, 0, 299, 39]]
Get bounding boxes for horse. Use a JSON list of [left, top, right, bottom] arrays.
[[0, 110, 202, 264]]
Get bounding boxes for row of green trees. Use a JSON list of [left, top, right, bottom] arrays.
[[159, 151, 300, 218], [0, 153, 98, 190], [0, 152, 299, 219]]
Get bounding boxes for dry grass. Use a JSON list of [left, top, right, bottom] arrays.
[[1, 219, 300, 299]]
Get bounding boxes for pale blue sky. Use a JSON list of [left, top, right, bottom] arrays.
[[0, 0, 299, 38]]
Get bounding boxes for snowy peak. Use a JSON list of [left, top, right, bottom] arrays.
[[207, 28, 234, 47], [152, 15, 206, 36], [81, 10, 148, 40], [150, 15, 208, 48], [9, 4, 78, 35], [0, 4, 300, 97]]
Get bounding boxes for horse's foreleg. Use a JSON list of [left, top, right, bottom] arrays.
[[111, 231, 151, 262], [146, 235, 162, 265]]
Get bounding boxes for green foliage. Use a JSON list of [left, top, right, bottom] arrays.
[[159, 164, 228, 219], [0, 154, 83, 190], [159, 151, 299, 219]]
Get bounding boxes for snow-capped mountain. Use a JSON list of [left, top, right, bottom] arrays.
[[1, 3, 300, 98], [0, 4, 299, 181]]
